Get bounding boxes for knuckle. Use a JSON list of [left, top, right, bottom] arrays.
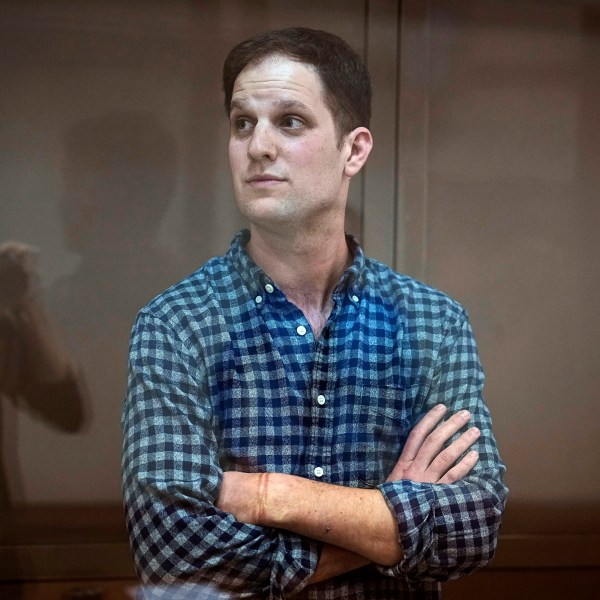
[[437, 449, 454, 467], [427, 429, 448, 447], [421, 437, 438, 453]]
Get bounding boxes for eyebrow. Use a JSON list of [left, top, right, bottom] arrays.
[[230, 98, 313, 113], [274, 98, 312, 112]]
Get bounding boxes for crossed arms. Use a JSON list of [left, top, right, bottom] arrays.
[[123, 304, 508, 596], [217, 404, 481, 584]]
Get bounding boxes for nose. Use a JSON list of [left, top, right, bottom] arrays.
[[247, 122, 277, 162]]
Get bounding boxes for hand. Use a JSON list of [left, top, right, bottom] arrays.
[[387, 404, 480, 484], [0, 241, 38, 311], [0, 241, 72, 384]]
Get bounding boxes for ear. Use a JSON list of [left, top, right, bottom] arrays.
[[343, 127, 373, 178]]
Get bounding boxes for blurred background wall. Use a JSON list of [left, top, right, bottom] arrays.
[[0, 0, 598, 598]]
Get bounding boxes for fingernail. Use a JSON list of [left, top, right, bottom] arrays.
[[435, 404, 446, 412], [460, 410, 470, 418], [469, 427, 480, 436]]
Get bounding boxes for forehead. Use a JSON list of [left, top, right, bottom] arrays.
[[231, 55, 327, 109]]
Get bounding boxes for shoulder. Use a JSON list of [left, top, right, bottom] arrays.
[[363, 257, 467, 327], [135, 255, 242, 331]]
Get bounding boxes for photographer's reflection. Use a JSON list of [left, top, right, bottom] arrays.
[[0, 241, 85, 507], [1, 109, 182, 532], [0, 242, 85, 596]]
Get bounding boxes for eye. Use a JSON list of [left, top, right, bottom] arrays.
[[233, 117, 254, 133], [280, 116, 304, 130]]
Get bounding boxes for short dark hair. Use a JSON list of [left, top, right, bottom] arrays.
[[222, 27, 371, 142]]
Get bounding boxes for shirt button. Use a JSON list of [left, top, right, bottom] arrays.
[[265, 283, 274, 293], [317, 394, 326, 406], [314, 466, 324, 478], [296, 325, 307, 336], [255, 295, 263, 304], [351, 294, 359, 303]]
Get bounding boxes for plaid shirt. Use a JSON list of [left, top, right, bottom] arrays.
[[122, 230, 507, 599]]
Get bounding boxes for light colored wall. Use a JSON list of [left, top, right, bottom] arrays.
[[398, 0, 600, 528]]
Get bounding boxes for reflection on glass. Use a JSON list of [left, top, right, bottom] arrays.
[[0, 241, 85, 507], [0, 241, 85, 595], [1, 111, 184, 569]]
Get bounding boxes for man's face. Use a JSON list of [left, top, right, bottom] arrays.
[[228, 55, 350, 233]]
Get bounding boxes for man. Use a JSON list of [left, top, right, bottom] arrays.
[[122, 27, 507, 599]]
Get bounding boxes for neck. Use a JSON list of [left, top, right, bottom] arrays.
[[247, 224, 351, 336]]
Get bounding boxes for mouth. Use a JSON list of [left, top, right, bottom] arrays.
[[246, 174, 286, 186]]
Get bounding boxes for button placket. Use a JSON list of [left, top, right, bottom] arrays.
[[306, 314, 336, 483]]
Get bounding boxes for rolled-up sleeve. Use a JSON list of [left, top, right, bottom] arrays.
[[377, 308, 508, 583], [121, 311, 319, 598]]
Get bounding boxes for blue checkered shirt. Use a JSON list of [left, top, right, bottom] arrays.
[[122, 230, 507, 599]]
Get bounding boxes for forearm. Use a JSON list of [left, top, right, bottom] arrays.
[[125, 314, 320, 597], [19, 300, 73, 383], [221, 472, 403, 566], [308, 544, 370, 585], [125, 488, 291, 593]]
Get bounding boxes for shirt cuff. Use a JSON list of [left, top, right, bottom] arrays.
[[376, 480, 437, 582]]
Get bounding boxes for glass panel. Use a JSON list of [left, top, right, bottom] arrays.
[[0, 0, 368, 580], [399, 0, 600, 532]]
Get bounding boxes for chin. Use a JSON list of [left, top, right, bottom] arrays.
[[236, 196, 294, 222]]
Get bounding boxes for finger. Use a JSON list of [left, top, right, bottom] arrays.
[[427, 426, 480, 479], [411, 409, 472, 470], [437, 450, 479, 484], [400, 404, 447, 463]]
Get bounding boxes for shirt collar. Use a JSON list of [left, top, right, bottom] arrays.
[[334, 233, 365, 296], [227, 228, 366, 299]]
